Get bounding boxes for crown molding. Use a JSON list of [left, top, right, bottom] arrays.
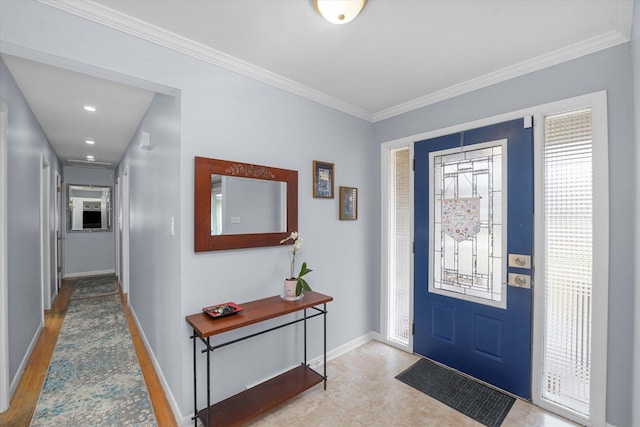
[[38, 0, 632, 124], [373, 29, 630, 122], [615, 0, 634, 40], [37, 0, 374, 122]]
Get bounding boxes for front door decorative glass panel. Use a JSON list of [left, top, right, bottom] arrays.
[[430, 141, 506, 307]]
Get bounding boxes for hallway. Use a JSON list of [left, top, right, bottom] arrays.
[[0, 278, 176, 426]]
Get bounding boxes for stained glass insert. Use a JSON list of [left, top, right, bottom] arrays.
[[430, 141, 505, 305]]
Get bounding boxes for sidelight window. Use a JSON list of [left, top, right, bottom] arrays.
[[541, 107, 593, 415]]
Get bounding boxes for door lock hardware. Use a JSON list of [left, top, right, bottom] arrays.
[[508, 273, 531, 288], [508, 254, 531, 269]]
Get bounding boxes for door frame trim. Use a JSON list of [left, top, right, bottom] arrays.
[[0, 102, 9, 412], [54, 171, 62, 293], [115, 177, 120, 284], [40, 154, 51, 313], [379, 90, 608, 425], [121, 167, 130, 298]]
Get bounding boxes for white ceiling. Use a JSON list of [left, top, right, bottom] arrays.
[[3, 0, 633, 168], [2, 54, 154, 168]]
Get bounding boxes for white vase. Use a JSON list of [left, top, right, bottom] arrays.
[[282, 279, 302, 301]]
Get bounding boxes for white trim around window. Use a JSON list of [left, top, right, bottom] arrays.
[[531, 91, 608, 427], [380, 139, 414, 352]]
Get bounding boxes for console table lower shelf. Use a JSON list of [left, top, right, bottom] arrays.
[[186, 291, 333, 427], [198, 365, 323, 426]]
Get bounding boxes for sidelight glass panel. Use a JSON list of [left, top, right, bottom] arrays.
[[387, 148, 411, 345], [541, 108, 593, 416]]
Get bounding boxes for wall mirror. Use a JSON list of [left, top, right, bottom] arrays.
[[67, 184, 112, 232], [195, 156, 298, 251]]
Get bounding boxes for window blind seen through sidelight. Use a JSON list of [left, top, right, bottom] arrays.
[[542, 107, 593, 416], [387, 148, 411, 344]]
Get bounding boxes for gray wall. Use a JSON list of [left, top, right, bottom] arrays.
[[0, 56, 61, 390], [373, 43, 636, 427], [631, 2, 640, 426], [115, 92, 182, 410], [62, 166, 115, 277]]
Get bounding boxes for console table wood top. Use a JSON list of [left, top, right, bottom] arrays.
[[186, 291, 333, 339]]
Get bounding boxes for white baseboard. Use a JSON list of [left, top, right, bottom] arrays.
[[128, 305, 184, 426], [308, 332, 377, 369], [9, 320, 43, 398], [63, 269, 115, 278]]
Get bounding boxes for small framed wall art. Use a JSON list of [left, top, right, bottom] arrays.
[[339, 186, 358, 220], [312, 160, 334, 198]]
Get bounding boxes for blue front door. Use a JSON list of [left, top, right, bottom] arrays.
[[414, 119, 533, 399]]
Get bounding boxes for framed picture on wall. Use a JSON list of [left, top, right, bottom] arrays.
[[312, 160, 334, 198], [339, 186, 358, 220]]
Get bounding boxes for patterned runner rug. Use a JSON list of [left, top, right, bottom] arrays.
[[71, 274, 119, 300], [30, 294, 157, 426]]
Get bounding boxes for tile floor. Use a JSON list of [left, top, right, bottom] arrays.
[[245, 341, 581, 426]]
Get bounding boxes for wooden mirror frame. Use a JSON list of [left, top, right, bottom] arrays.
[[194, 156, 298, 251]]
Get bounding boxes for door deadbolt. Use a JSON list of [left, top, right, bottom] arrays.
[[508, 254, 531, 269]]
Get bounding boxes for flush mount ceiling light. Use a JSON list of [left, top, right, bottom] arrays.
[[85, 139, 95, 145], [86, 155, 95, 161], [83, 105, 96, 112], [313, 0, 367, 24]]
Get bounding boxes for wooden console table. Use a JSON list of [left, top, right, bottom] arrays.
[[185, 291, 333, 426]]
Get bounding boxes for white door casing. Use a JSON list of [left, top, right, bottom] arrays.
[[40, 154, 51, 312], [0, 102, 10, 412], [54, 172, 62, 292], [115, 177, 120, 284], [122, 168, 130, 297]]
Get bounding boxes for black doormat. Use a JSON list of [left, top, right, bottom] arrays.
[[396, 358, 515, 427]]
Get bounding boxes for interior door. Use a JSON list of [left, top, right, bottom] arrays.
[[414, 118, 533, 399]]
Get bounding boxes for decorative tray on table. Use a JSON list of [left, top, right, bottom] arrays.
[[202, 302, 243, 319]]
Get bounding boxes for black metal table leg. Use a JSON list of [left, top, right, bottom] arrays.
[[192, 330, 197, 426], [304, 308, 308, 365], [323, 303, 327, 390], [206, 337, 211, 427]]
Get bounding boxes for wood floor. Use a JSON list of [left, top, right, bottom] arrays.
[[0, 278, 177, 427]]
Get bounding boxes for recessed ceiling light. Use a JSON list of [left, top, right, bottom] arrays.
[[84, 105, 97, 112], [85, 139, 95, 145], [86, 155, 95, 161]]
